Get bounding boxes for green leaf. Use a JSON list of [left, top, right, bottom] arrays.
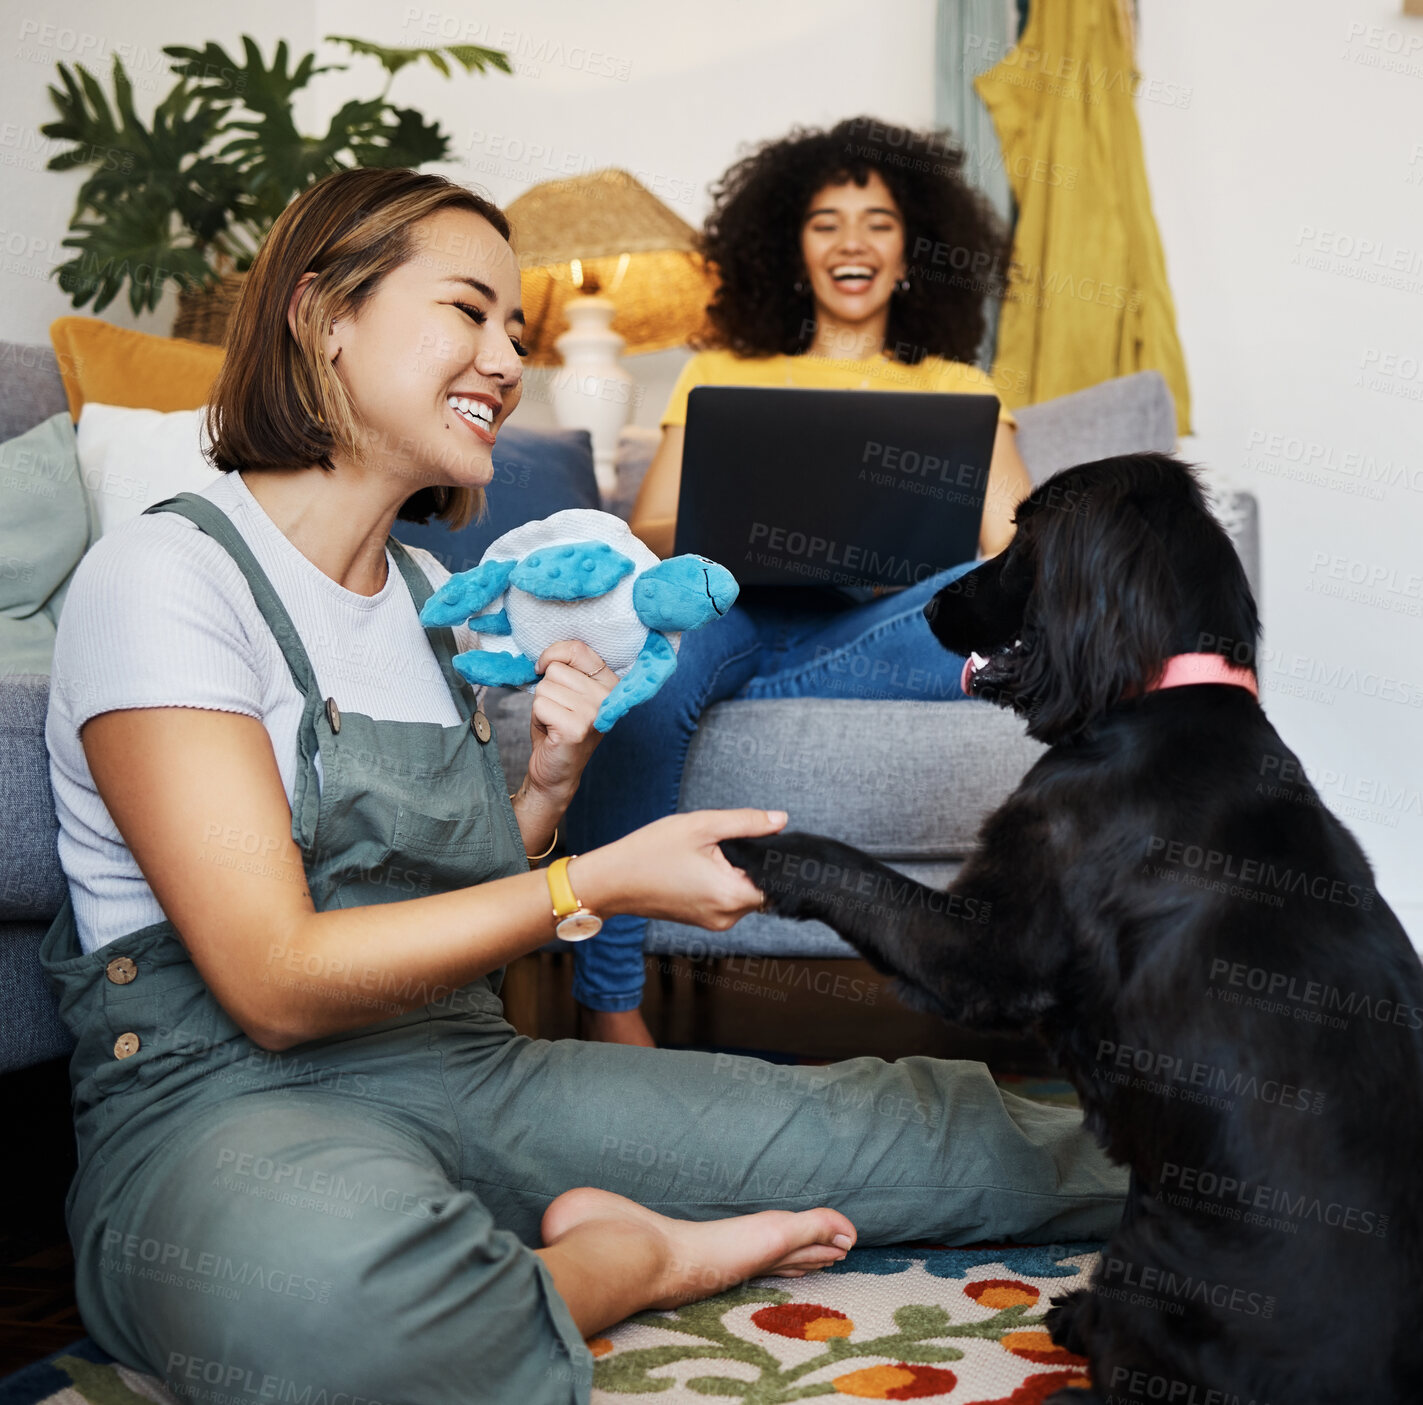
[[75, 64, 115, 140], [349, 107, 449, 169], [445, 44, 514, 76], [41, 61, 123, 169], [54, 199, 210, 315], [325, 35, 513, 79], [326, 35, 421, 79]]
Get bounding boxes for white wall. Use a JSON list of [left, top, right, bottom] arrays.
[[2, 0, 1419, 932], [1136, 0, 1423, 938]]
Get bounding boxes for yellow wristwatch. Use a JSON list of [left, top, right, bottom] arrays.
[[546, 855, 603, 942]]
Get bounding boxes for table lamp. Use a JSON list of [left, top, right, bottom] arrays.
[[505, 168, 714, 496]]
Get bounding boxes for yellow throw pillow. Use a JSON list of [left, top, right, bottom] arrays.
[[49, 317, 225, 421]]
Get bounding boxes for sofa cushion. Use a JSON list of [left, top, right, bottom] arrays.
[[1013, 369, 1177, 486], [0, 413, 94, 673], [678, 698, 1044, 858], [75, 403, 221, 537], [392, 425, 598, 574], [0, 342, 70, 443], [0, 673, 67, 921], [49, 317, 224, 419], [0, 616, 62, 677]]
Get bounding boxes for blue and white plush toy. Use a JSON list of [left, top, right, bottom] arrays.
[[419, 508, 739, 732]]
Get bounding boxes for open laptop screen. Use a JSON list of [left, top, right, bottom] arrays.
[[674, 386, 999, 589]]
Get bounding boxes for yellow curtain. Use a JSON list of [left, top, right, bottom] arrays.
[[975, 0, 1191, 433]]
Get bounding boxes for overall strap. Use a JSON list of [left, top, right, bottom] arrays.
[[386, 536, 477, 724], [143, 491, 322, 700], [144, 489, 334, 850]]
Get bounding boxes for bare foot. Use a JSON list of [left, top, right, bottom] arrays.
[[582, 1007, 657, 1047], [541, 1186, 856, 1308]]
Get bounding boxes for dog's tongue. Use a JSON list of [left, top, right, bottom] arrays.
[[961, 651, 989, 695]]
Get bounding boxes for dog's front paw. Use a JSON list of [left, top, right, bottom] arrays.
[[719, 834, 770, 879], [1045, 1287, 1092, 1355], [719, 832, 819, 920]]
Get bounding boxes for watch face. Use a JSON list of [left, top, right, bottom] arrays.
[[556, 910, 603, 942]]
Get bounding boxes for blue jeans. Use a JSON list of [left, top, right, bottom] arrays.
[[561, 561, 979, 1012]]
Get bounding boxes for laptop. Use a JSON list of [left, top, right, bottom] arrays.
[[673, 386, 999, 590]]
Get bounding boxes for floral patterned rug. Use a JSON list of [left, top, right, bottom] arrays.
[[588, 1240, 1099, 1402], [0, 1242, 1098, 1404]]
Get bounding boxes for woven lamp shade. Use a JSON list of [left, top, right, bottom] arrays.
[[506, 168, 714, 366]]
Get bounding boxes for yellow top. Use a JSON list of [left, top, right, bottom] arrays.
[[660, 349, 1017, 429]]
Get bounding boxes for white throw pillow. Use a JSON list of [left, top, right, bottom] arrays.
[[75, 403, 220, 538]]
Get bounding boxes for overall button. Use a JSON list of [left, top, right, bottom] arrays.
[[113, 1032, 141, 1060], [471, 710, 491, 743], [105, 955, 137, 985], [325, 697, 341, 734]]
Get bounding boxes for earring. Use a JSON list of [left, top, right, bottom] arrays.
[[895, 277, 911, 294], [793, 278, 808, 295]]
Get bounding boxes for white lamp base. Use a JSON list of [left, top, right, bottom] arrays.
[[552, 294, 634, 499]]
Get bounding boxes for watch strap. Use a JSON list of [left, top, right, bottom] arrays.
[[546, 855, 581, 918]]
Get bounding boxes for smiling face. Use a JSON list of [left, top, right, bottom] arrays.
[[319, 206, 527, 493], [799, 170, 908, 339]]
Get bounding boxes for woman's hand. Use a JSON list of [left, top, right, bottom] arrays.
[[512, 641, 618, 851], [571, 808, 789, 931]]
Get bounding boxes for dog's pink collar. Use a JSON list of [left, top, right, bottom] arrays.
[[959, 650, 1260, 700], [1147, 653, 1259, 699]]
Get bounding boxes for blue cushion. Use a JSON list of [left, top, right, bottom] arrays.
[[392, 425, 597, 574]]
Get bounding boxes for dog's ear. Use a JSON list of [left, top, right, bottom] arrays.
[[1019, 489, 1178, 742]]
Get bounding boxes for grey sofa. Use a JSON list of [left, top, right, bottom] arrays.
[[492, 372, 1258, 970], [0, 346, 1258, 1072]]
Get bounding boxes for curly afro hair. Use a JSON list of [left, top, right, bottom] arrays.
[[698, 116, 1009, 366]]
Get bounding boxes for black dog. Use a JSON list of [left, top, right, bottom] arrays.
[[722, 454, 1423, 1404]]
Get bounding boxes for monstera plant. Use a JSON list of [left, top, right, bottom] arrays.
[[41, 34, 511, 327]]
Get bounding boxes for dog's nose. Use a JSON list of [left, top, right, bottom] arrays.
[[923, 597, 939, 624]]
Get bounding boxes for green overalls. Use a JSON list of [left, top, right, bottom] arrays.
[[39, 490, 1126, 1405]]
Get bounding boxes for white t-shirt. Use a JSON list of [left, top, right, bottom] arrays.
[[45, 470, 483, 954]]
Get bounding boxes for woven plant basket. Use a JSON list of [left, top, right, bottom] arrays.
[[172, 271, 248, 346]]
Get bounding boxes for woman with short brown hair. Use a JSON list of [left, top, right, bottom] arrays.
[[41, 165, 1123, 1402]]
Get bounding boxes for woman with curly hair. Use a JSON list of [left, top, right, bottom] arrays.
[[563, 117, 1033, 1046]]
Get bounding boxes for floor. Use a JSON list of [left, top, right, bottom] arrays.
[[0, 954, 1059, 1377]]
